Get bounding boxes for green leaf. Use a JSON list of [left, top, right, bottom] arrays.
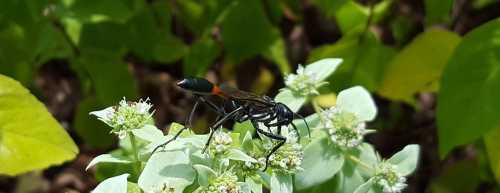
[[246, 177, 262, 193], [86, 154, 132, 170], [425, 0, 454, 25], [484, 127, 500, 183], [69, 0, 142, 23], [227, 149, 257, 162], [309, 31, 396, 92], [388, 144, 420, 176], [334, 1, 368, 34], [335, 160, 366, 193], [263, 34, 291, 75], [437, 19, 500, 157], [75, 50, 138, 104], [138, 151, 195, 193], [305, 58, 343, 82], [378, 28, 461, 103], [0, 75, 78, 175], [221, 0, 275, 62], [295, 136, 344, 190], [74, 97, 114, 148], [336, 86, 377, 122], [353, 178, 376, 193], [270, 173, 292, 193], [274, 89, 307, 112], [193, 164, 216, 187], [93, 174, 129, 193], [127, 182, 142, 193], [183, 37, 220, 76], [131, 125, 164, 142]]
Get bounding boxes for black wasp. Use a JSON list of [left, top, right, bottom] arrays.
[[153, 77, 309, 170]]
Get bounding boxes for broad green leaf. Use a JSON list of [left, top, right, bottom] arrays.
[[336, 86, 377, 122], [183, 37, 220, 77], [309, 31, 396, 92], [0, 75, 78, 175], [270, 173, 292, 193], [437, 19, 500, 157], [388, 144, 420, 176], [75, 50, 138, 104], [86, 154, 132, 170], [274, 89, 307, 112], [378, 29, 461, 103], [425, 0, 454, 25], [241, 131, 254, 151], [74, 97, 114, 148], [221, 0, 275, 62], [305, 58, 343, 82], [354, 143, 380, 177], [69, 0, 142, 23], [131, 125, 164, 142], [92, 173, 129, 193], [295, 136, 344, 190], [193, 164, 216, 187], [138, 151, 195, 193], [227, 149, 257, 162], [484, 127, 500, 183]]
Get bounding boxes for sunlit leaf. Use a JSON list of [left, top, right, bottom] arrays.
[[336, 86, 377, 122], [295, 136, 344, 190], [378, 28, 461, 103], [0, 75, 78, 175], [138, 151, 195, 193], [193, 164, 216, 187], [270, 173, 293, 193], [388, 144, 420, 176], [274, 89, 307, 112], [86, 154, 132, 170]]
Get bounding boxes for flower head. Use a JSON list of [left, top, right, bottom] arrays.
[[90, 98, 154, 139], [200, 171, 240, 193], [210, 130, 233, 154], [284, 64, 325, 96], [321, 107, 368, 148], [373, 162, 407, 193], [268, 142, 304, 174]]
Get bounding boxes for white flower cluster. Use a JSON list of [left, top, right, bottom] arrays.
[[321, 107, 368, 148], [148, 182, 175, 193], [284, 65, 325, 96], [90, 98, 154, 139], [268, 143, 304, 174], [374, 162, 407, 193], [211, 131, 233, 154], [201, 172, 240, 193]]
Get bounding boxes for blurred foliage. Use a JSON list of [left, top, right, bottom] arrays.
[[0, 0, 500, 192]]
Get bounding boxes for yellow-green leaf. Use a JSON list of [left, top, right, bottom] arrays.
[[378, 28, 461, 103], [484, 127, 500, 183], [0, 74, 78, 175]]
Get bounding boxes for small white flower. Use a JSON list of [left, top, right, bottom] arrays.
[[284, 64, 325, 96], [201, 172, 239, 193], [374, 162, 407, 193], [90, 98, 155, 138], [321, 107, 369, 148], [211, 131, 233, 154], [268, 142, 304, 174]]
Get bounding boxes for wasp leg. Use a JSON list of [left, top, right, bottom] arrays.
[[202, 106, 245, 153], [152, 96, 225, 154], [251, 120, 286, 171], [152, 99, 201, 154], [293, 112, 311, 138]]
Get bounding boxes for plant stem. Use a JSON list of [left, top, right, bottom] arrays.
[[346, 154, 374, 172], [129, 133, 141, 174]]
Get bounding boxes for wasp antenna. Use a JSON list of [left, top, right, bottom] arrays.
[[293, 113, 311, 139]]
